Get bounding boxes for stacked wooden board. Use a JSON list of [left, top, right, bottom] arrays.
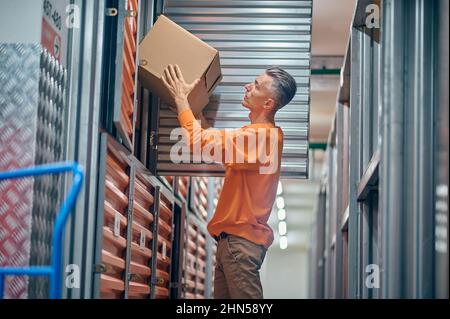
[[183, 219, 207, 299], [99, 137, 131, 298], [155, 193, 173, 299], [128, 173, 154, 298]]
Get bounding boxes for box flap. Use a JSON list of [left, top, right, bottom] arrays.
[[204, 52, 222, 93], [207, 73, 223, 95]]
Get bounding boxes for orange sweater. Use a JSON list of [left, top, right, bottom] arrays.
[[178, 109, 284, 249]]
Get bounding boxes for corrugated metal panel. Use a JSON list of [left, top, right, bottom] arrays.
[[0, 43, 40, 299], [157, 0, 312, 178]]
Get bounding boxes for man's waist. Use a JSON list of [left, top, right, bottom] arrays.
[[213, 232, 229, 242]]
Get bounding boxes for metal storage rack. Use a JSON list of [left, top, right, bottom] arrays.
[[91, 136, 181, 299], [183, 219, 198, 299], [180, 176, 223, 299], [176, 177, 190, 201], [209, 243, 218, 298], [96, 135, 132, 298], [153, 190, 173, 299], [101, 0, 141, 151], [309, 0, 449, 299], [128, 166, 154, 298]]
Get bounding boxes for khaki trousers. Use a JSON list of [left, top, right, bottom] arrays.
[[214, 234, 267, 299]]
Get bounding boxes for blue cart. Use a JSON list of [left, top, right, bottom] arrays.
[[0, 162, 84, 299]]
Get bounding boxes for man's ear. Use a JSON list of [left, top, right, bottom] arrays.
[[264, 98, 277, 111]]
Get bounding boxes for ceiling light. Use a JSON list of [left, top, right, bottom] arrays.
[[276, 197, 285, 209], [280, 236, 288, 250], [278, 221, 287, 236], [277, 209, 286, 220], [277, 181, 283, 195]]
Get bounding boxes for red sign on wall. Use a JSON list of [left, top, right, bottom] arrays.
[[41, 18, 62, 62]]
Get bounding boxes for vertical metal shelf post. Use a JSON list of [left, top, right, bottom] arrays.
[[150, 186, 160, 298], [123, 161, 136, 298]]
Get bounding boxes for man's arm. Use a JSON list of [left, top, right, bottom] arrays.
[[161, 64, 279, 172], [168, 105, 211, 129]]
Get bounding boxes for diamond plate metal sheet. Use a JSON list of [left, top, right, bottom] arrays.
[[0, 43, 68, 299], [28, 48, 68, 299], [0, 44, 40, 299]]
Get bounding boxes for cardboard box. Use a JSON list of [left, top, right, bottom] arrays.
[[138, 15, 222, 115]]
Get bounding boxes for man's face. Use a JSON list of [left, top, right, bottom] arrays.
[[242, 73, 276, 111]]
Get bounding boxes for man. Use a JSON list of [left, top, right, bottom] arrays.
[[162, 64, 297, 299]]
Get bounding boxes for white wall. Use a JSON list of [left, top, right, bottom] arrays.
[[0, 0, 43, 43], [260, 245, 310, 299]]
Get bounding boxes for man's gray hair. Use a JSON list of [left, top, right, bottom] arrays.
[[265, 66, 297, 109]]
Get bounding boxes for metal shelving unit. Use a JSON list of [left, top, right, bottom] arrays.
[[309, 0, 449, 299]]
